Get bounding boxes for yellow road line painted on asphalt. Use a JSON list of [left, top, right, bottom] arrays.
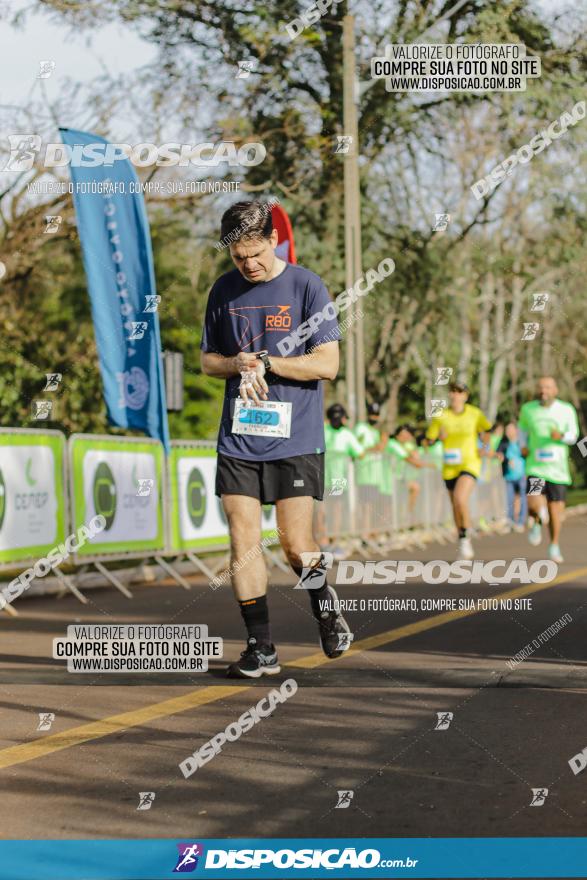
[[1, 564, 586, 771], [286, 565, 587, 669], [0, 685, 247, 772]]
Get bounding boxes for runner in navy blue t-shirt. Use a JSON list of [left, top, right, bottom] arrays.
[[200, 200, 351, 677]]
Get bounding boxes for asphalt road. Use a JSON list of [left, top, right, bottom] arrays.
[[1, 516, 587, 843]]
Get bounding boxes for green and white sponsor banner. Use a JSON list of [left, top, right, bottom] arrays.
[[168, 442, 278, 551], [0, 429, 67, 567], [69, 434, 165, 558]]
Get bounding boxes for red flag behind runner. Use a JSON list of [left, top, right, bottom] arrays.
[[271, 203, 297, 264]]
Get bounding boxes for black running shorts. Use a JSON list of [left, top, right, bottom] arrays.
[[444, 471, 477, 491], [215, 452, 325, 504], [528, 477, 567, 503]]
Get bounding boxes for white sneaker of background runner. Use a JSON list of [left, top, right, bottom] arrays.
[[458, 537, 474, 560], [528, 518, 543, 546], [548, 543, 563, 564]]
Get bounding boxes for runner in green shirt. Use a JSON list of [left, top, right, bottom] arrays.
[[324, 403, 364, 486], [323, 403, 364, 552], [386, 426, 435, 516], [354, 402, 387, 484], [422, 437, 444, 470], [353, 402, 388, 539], [518, 376, 579, 563]]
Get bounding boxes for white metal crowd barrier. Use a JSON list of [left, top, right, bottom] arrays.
[[321, 450, 507, 546], [0, 428, 507, 610]]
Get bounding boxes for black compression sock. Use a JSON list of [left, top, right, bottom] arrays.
[[238, 595, 271, 645], [458, 528, 468, 539], [309, 581, 331, 618]]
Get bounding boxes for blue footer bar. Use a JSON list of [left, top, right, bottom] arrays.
[[0, 837, 585, 879]]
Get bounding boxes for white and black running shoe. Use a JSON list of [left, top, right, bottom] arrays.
[[317, 585, 353, 659], [226, 637, 281, 678]]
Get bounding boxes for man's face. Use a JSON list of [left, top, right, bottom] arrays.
[[537, 377, 557, 405], [368, 412, 380, 426], [229, 230, 279, 282]]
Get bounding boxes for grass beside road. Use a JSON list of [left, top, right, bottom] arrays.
[[568, 488, 587, 507]]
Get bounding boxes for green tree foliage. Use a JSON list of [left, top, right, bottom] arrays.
[[1, 0, 586, 475]]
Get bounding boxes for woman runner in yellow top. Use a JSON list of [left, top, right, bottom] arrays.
[[425, 381, 492, 559]]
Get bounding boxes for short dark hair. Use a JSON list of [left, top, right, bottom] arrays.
[[327, 403, 347, 420], [220, 200, 274, 245]]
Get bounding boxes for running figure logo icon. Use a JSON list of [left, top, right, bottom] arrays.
[[521, 322, 540, 341], [329, 477, 347, 496], [527, 477, 545, 496], [530, 292, 550, 312], [137, 792, 156, 810], [44, 373, 62, 391], [38, 60, 56, 79], [136, 479, 154, 497], [336, 632, 353, 651], [434, 711, 453, 730], [44, 215, 62, 234], [335, 790, 354, 809], [334, 135, 353, 154], [432, 213, 451, 232], [530, 788, 548, 806], [428, 399, 447, 418], [128, 321, 149, 341], [173, 843, 204, 872], [32, 400, 52, 420], [236, 59, 257, 78], [435, 367, 453, 385], [143, 295, 161, 313], [37, 712, 55, 731], [293, 552, 334, 590], [4, 134, 41, 171]]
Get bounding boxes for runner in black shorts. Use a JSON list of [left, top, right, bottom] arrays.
[[200, 200, 351, 678]]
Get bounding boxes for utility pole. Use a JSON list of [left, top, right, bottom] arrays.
[[342, 14, 366, 424]]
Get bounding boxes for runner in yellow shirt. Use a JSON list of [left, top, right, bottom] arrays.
[[426, 381, 492, 559]]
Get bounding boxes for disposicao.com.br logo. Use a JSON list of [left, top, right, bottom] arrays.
[[201, 846, 391, 870]]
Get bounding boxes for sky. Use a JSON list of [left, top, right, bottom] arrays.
[[0, 3, 156, 110], [0, 0, 562, 109], [0, 0, 568, 159]]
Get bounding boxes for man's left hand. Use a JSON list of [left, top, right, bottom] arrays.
[[239, 360, 269, 405]]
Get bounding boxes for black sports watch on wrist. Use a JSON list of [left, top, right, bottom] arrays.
[[256, 350, 272, 373]]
